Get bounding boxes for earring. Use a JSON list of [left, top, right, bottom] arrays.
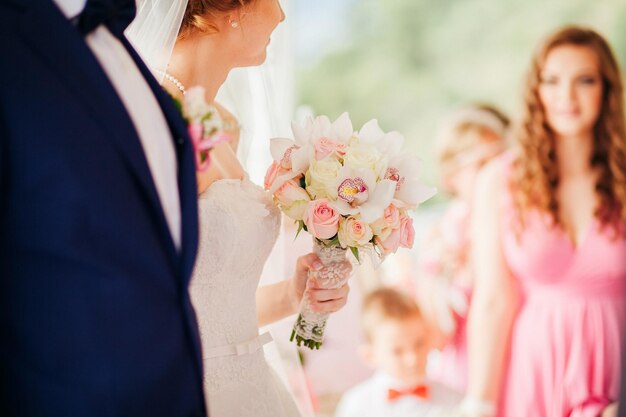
[[230, 20, 239, 28]]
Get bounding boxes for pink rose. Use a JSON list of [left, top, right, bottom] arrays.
[[371, 204, 401, 239], [375, 230, 400, 255], [375, 215, 414, 255], [265, 161, 294, 191], [188, 122, 203, 145], [313, 137, 346, 160], [304, 199, 341, 240], [398, 215, 415, 248], [264, 161, 280, 191], [188, 122, 211, 171], [275, 180, 311, 220], [384, 205, 401, 229]]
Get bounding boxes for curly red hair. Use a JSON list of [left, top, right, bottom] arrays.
[[512, 26, 626, 233]]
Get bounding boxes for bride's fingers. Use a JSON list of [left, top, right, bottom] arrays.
[[307, 284, 350, 312], [309, 292, 350, 313], [298, 253, 323, 273]]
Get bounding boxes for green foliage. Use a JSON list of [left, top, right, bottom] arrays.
[[296, 0, 626, 199], [349, 246, 360, 263], [295, 220, 305, 239]]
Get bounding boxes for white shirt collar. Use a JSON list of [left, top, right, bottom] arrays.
[[53, 0, 87, 19], [374, 371, 430, 390]]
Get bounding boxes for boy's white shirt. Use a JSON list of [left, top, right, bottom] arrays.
[[334, 372, 462, 417]]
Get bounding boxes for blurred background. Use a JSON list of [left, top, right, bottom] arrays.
[[292, 0, 626, 191], [217, 0, 626, 415]]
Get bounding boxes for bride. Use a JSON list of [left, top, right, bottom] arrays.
[[127, 1, 352, 416]]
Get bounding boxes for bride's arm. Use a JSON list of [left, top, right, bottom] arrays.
[[256, 253, 352, 327]]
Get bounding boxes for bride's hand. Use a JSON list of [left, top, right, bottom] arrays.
[[288, 253, 353, 314]]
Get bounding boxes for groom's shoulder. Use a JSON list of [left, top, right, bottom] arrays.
[[0, 0, 25, 32], [0, 0, 25, 12]]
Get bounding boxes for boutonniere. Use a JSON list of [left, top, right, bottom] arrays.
[[172, 86, 230, 171]]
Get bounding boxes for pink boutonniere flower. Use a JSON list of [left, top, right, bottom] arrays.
[[173, 86, 230, 171]]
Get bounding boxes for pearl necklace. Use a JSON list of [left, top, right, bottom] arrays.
[[158, 70, 186, 95]]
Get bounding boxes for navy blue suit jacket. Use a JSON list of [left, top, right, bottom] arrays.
[[0, 1, 206, 415]]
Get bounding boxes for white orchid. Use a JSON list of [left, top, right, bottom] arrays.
[[385, 155, 438, 209], [292, 112, 354, 146], [332, 166, 396, 223], [268, 113, 355, 194], [357, 119, 405, 159]]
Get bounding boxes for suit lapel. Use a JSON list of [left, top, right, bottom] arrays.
[[121, 40, 205, 390], [120, 38, 199, 284], [19, 0, 182, 271]]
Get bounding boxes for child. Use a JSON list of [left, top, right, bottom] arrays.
[[334, 288, 461, 417]]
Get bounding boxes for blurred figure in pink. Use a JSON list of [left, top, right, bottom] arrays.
[[415, 104, 509, 392], [461, 26, 626, 417]]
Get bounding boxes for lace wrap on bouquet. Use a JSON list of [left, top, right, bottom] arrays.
[[189, 178, 301, 417], [291, 241, 351, 349]]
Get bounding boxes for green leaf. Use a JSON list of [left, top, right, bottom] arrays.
[[350, 246, 360, 263], [326, 235, 340, 247], [295, 221, 305, 239]]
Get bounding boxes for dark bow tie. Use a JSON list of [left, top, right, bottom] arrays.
[[77, 0, 136, 38]]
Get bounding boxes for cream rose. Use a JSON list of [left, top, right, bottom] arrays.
[[306, 157, 342, 199], [343, 142, 386, 176], [338, 216, 374, 248], [184, 86, 212, 120]]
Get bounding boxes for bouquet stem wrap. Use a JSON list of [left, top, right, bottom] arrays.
[[291, 240, 350, 349]]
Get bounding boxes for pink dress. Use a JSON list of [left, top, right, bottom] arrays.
[[419, 200, 472, 392], [499, 157, 626, 416]]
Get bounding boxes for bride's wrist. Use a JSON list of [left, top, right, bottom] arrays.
[[285, 278, 302, 314]]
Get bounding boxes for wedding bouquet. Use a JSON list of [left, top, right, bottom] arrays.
[[175, 86, 229, 171], [265, 113, 436, 349]]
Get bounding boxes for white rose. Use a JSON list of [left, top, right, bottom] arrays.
[[183, 86, 210, 120], [343, 142, 386, 177], [202, 115, 222, 137], [306, 156, 342, 199]]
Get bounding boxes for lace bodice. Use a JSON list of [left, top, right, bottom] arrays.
[[190, 177, 280, 349], [189, 177, 300, 417]]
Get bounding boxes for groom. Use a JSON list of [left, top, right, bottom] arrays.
[[0, 0, 206, 415]]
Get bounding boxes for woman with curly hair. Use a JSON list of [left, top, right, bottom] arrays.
[[460, 26, 626, 417]]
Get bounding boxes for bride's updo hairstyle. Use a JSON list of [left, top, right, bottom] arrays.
[[179, 0, 254, 38]]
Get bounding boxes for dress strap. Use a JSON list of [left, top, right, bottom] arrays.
[[203, 332, 273, 359]]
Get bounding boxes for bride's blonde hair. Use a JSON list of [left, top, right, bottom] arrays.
[[512, 26, 626, 232], [179, 0, 252, 38]]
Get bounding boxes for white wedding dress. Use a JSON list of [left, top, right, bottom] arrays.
[[189, 177, 302, 417]]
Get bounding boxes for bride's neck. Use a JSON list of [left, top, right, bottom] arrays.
[[166, 36, 232, 102]]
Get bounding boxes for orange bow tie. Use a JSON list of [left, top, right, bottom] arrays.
[[387, 384, 430, 402]]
